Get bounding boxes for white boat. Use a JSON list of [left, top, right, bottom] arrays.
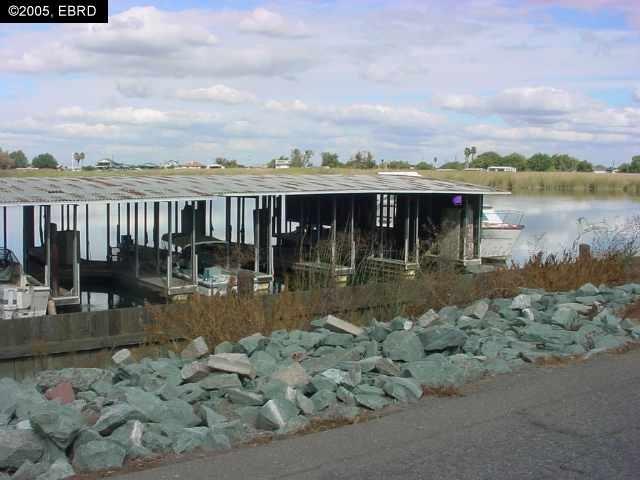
[[480, 207, 524, 261], [0, 249, 50, 320]]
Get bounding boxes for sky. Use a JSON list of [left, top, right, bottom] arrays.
[[0, 0, 639, 167]]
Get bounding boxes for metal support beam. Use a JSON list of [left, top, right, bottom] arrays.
[[209, 200, 213, 236], [316, 198, 321, 263], [236, 197, 241, 244], [22, 206, 34, 273], [378, 194, 384, 258], [2, 206, 6, 249], [144, 202, 148, 247], [241, 198, 246, 244], [117, 203, 121, 246], [126, 202, 131, 237]]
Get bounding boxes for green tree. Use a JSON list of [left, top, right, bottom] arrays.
[[415, 161, 434, 170], [346, 151, 376, 169], [527, 153, 553, 171], [9, 150, 28, 168], [576, 160, 593, 172], [32, 153, 58, 169], [290, 148, 314, 168], [386, 160, 412, 169], [320, 152, 341, 168], [0, 149, 14, 169], [463, 147, 471, 167], [551, 154, 579, 171], [502, 153, 528, 171], [215, 157, 242, 168], [439, 161, 465, 170], [471, 151, 501, 169]]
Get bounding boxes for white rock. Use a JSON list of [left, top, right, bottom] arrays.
[[181, 361, 210, 382], [417, 309, 439, 328], [112, 349, 133, 366], [511, 294, 531, 310], [323, 315, 364, 336], [270, 362, 310, 387], [207, 353, 255, 378], [181, 337, 210, 361]]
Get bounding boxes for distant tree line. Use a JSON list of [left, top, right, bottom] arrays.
[[0, 147, 58, 169], [618, 156, 640, 173], [439, 151, 595, 172]]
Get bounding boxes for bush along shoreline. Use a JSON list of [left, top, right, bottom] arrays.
[[2, 282, 640, 477]]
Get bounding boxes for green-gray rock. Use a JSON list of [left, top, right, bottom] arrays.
[[198, 373, 242, 391], [93, 404, 148, 435], [419, 326, 468, 351], [256, 399, 299, 431], [30, 403, 85, 449], [382, 331, 424, 362], [0, 429, 44, 469], [311, 390, 337, 411], [355, 394, 389, 410], [73, 440, 126, 472]]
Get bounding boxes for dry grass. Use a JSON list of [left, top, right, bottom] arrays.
[[621, 300, 640, 321], [421, 386, 463, 397]]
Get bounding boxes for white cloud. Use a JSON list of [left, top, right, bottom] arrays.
[[55, 106, 218, 128], [238, 8, 310, 37], [117, 80, 153, 98], [52, 123, 121, 138], [439, 87, 590, 117], [176, 84, 256, 104]]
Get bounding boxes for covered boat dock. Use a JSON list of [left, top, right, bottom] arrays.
[[0, 173, 507, 308]]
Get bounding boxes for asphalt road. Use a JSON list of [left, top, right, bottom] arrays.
[[119, 349, 640, 480]]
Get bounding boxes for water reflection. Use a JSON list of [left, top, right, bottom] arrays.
[[490, 194, 640, 264]]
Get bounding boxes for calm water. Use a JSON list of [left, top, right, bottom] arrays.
[[490, 194, 640, 264], [3, 194, 639, 308]]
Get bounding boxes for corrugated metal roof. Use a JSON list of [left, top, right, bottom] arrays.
[[0, 174, 508, 206]]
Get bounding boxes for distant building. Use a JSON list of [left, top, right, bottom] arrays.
[[184, 161, 206, 169], [96, 158, 113, 170], [163, 160, 180, 169], [487, 166, 517, 173], [208, 164, 225, 169], [464, 167, 485, 172], [274, 158, 291, 169]]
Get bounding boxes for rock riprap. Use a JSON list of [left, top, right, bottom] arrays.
[[0, 282, 639, 477]]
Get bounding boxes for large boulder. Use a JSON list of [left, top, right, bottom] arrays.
[[402, 354, 467, 390], [73, 440, 126, 472], [181, 337, 210, 361], [0, 378, 18, 420], [0, 429, 44, 469], [419, 326, 468, 351], [29, 403, 85, 449], [382, 331, 424, 362], [271, 362, 311, 386], [93, 404, 148, 435]]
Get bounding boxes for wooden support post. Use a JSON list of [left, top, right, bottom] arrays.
[[331, 196, 337, 269], [44, 206, 51, 287], [350, 195, 355, 270], [85, 204, 89, 261], [126, 202, 131, 237], [174, 202, 179, 235], [379, 194, 384, 258], [209, 200, 213, 236], [2, 206, 6, 249], [134, 203, 139, 278], [117, 203, 121, 245], [106, 204, 111, 263], [254, 196, 260, 273], [191, 201, 197, 286], [225, 197, 231, 268], [153, 202, 160, 273], [72, 204, 79, 296], [167, 201, 172, 290], [60, 205, 65, 231], [316, 198, 321, 263], [414, 197, 420, 264], [236, 197, 241, 244], [144, 202, 148, 247], [404, 196, 410, 264], [241, 197, 246, 244], [22, 206, 34, 272], [268, 196, 274, 277]]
